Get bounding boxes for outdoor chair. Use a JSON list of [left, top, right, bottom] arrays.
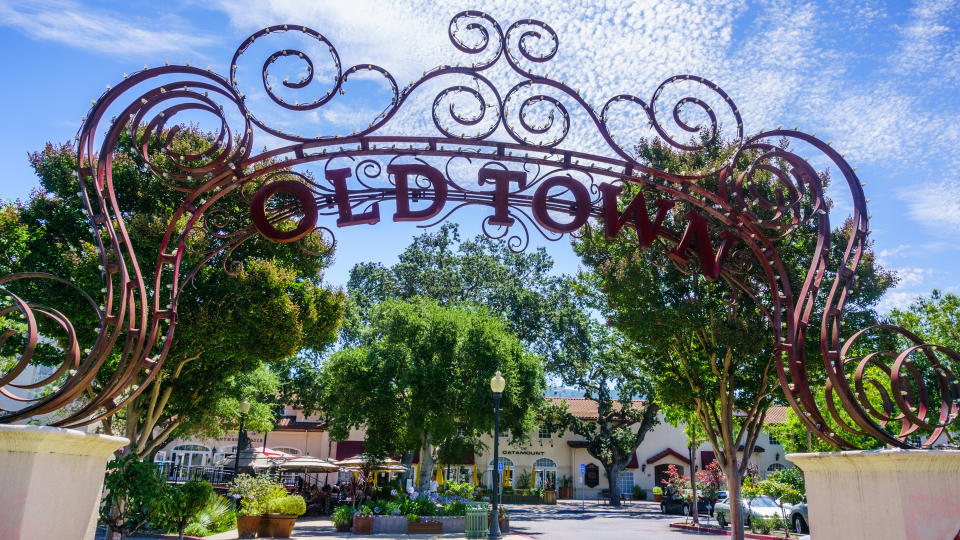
[[597, 489, 609, 504]]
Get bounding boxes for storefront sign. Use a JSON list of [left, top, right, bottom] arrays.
[[502, 450, 546, 456]]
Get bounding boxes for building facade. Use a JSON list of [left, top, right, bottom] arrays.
[[160, 398, 793, 498]]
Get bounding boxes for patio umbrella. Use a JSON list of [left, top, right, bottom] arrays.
[[436, 466, 444, 486], [531, 465, 536, 489], [473, 465, 478, 486], [333, 454, 402, 468], [279, 456, 340, 473]]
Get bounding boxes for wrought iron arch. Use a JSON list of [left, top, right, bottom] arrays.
[[1, 11, 957, 450]]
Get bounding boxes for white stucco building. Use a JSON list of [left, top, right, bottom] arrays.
[[159, 398, 793, 498]]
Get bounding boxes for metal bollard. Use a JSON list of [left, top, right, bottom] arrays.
[[465, 501, 489, 539]]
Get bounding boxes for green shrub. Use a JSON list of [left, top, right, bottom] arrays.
[[182, 494, 235, 537], [750, 514, 782, 535], [407, 513, 420, 523], [332, 505, 355, 526], [269, 495, 306, 516], [652, 487, 663, 495], [228, 474, 286, 516], [632, 486, 647, 500], [157, 481, 215, 540]]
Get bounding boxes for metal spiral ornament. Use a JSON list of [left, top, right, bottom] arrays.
[[0, 9, 955, 450]]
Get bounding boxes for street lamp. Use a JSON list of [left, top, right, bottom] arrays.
[[233, 399, 251, 478], [489, 370, 505, 539]]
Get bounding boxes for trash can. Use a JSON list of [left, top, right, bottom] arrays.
[[465, 502, 489, 539]]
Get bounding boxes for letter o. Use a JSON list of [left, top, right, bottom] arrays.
[[250, 180, 318, 243], [531, 176, 592, 233]]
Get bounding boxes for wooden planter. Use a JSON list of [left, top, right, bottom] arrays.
[[258, 515, 271, 538], [487, 515, 510, 533], [353, 515, 374, 534], [407, 520, 443, 534], [262, 513, 298, 538], [558, 486, 574, 499], [653, 493, 663, 502], [333, 521, 352, 532], [235, 514, 260, 539], [542, 489, 557, 504]]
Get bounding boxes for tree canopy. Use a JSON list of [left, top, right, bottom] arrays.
[[318, 297, 545, 492], [0, 133, 345, 454]]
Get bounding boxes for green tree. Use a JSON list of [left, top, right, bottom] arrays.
[[540, 282, 658, 507], [342, 224, 583, 371], [99, 453, 165, 540], [888, 289, 960, 440], [318, 298, 545, 493], [0, 134, 345, 454], [156, 481, 215, 540], [575, 133, 895, 539]]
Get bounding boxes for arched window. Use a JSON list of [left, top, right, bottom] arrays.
[[273, 447, 302, 456], [168, 444, 211, 480], [766, 463, 785, 476], [533, 458, 558, 489], [173, 444, 210, 452]]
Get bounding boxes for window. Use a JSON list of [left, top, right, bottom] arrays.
[[538, 425, 552, 439], [499, 429, 510, 438], [534, 458, 558, 489], [617, 471, 634, 496], [908, 435, 923, 446], [767, 433, 780, 445], [766, 463, 785, 476]]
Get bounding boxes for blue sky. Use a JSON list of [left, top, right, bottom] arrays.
[[0, 0, 958, 312]]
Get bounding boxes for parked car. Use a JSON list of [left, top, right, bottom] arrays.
[[713, 495, 784, 528], [789, 502, 809, 533], [660, 493, 711, 516]]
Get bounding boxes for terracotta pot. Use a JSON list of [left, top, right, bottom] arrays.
[[263, 513, 298, 538], [558, 486, 574, 499], [654, 493, 663, 502], [353, 515, 374, 534], [258, 514, 271, 538], [542, 489, 557, 504], [407, 521, 443, 534], [235, 514, 260, 539]]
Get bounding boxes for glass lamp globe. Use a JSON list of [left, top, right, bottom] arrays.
[[238, 399, 251, 414], [490, 370, 506, 393]]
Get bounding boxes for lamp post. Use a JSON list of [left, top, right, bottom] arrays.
[[233, 399, 251, 479], [489, 370, 505, 539]]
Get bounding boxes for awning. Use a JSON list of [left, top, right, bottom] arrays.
[[738, 445, 765, 453], [625, 451, 639, 469], [335, 440, 365, 460], [645, 448, 690, 465]]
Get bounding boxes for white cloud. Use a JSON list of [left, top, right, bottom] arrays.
[[876, 289, 921, 313], [892, 0, 960, 85], [905, 178, 960, 231], [0, 0, 214, 56]]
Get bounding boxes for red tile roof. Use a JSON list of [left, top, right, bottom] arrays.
[[765, 406, 790, 425], [548, 397, 647, 420], [646, 448, 690, 464]]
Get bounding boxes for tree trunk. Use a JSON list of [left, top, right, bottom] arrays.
[[399, 450, 414, 488], [688, 445, 699, 525], [603, 462, 622, 507], [725, 470, 745, 540], [418, 432, 434, 495]]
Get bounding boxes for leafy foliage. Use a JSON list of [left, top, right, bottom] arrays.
[[155, 481, 215, 540], [318, 298, 545, 492], [99, 454, 166, 539]]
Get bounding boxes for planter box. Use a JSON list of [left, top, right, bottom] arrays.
[[407, 521, 443, 534], [501, 494, 543, 504], [262, 513, 297, 538], [333, 522, 351, 532], [558, 486, 574, 499], [371, 515, 407, 534], [542, 490, 557, 504], [353, 515, 374, 534], [235, 515, 260, 539], [436, 515, 465, 533], [654, 493, 663, 502]]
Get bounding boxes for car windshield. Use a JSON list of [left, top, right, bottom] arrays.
[[750, 496, 778, 508]]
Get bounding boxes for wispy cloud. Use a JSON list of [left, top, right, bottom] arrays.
[[892, 0, 960, 85], [904, 178, 960, 231], [0, 0, 214, 56]]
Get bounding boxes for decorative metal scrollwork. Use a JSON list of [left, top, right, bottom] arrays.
[[0, 10, 956, 450]]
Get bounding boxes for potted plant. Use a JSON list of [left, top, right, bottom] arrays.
[[332, 505, 355, 532], [353, 505, 374, 534], [652, 486, 663, 502], [407, 514, 443, 534], [262, 495, 306, 539], [487, 506, 509, 532], [632, 485, 647, 501], [228, 474, 285, 539], [558, 475, 574, 499]]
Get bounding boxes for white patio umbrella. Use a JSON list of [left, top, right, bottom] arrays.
[[279, 456, 341, 473]]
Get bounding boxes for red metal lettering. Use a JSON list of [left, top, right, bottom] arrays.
[[599, 183, 675, 246], [249, 180, 318, 243], [478, 168, 527, 226], [389, 164, 449, 222], [531, 176, 591, 233], [669, 211, 740, 280], [327, 168, 380, 226]]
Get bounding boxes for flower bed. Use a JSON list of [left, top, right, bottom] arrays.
[[669, 523, 801, 539]]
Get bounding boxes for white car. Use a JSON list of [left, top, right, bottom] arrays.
[[713, 495, 785, 528]]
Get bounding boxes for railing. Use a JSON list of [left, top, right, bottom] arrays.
[[157, 463, 236, 484]]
